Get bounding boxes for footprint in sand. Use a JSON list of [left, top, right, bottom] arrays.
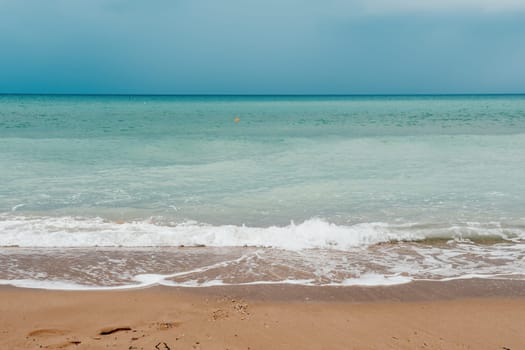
[[28, 329, 70, 337], [211, 308, 229, 321], [27, 330, 81, 349], [98, 326, 132, 335], [155, 321, 181, 330]]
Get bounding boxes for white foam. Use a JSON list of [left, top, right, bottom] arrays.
[[6, 273, 520, 291], [0, 279, 144, 291], [1, 214, 523, 250], [11, 204, 25, 212], [338, 274, 413, 286], [0, 276, 409, 290], [435, 273, 524, 282]]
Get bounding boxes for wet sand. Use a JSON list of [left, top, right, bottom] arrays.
[[1, 280, 525, 350]]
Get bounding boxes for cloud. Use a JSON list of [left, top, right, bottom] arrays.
[[0, 0, 524, 94], [350, 0, 525, 14]]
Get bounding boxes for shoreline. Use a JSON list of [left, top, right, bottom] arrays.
[[2, 279, 525, 349], [3, 278, 525, 302]]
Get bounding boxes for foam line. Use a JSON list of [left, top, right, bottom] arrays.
[[1, 215, 522, 249]]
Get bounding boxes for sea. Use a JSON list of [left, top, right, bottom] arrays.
[[1, 94, 524, 290]]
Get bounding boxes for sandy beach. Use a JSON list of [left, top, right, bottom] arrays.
[[1, 280, 525, 350], [2, 0, 525, 346]]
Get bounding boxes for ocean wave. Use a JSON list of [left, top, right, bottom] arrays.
[[0, 214, 523, 249]]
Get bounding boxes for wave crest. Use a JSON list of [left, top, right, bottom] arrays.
[[0, 215, 522, 249]]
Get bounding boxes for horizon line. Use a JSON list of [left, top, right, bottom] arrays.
[[1, 93, 525, 97]]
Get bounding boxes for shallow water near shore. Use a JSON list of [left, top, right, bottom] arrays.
[[1, 94, 525, 289], [1, 242, 525, 290]]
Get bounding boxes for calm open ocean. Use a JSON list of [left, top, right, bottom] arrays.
[[1, 94, 524, 289]]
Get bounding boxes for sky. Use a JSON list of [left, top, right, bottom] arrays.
[[1, 0, 524, 94]]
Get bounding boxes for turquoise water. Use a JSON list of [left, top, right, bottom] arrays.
[[1, 94, 525, 288], [1, 94, 525, 226]]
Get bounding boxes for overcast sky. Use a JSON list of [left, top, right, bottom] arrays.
[[1, 0, 524, 94]]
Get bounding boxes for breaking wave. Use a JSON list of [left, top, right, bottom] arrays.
[[1, 215, 523, 249]]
